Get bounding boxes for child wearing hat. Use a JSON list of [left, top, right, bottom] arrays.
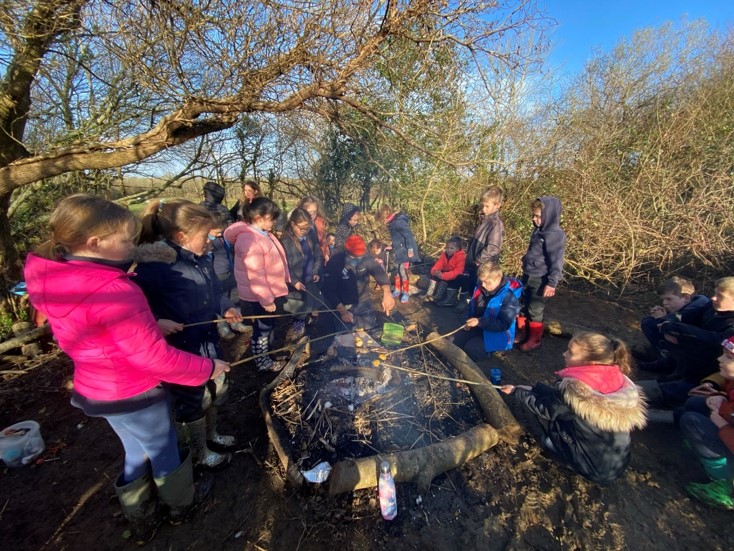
[[320, 235, 395, 335]]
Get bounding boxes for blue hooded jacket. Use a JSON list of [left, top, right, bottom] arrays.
[[469, 276, 522, 352]]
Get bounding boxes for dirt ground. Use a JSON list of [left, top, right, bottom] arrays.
[[1, 288, 732, 551]]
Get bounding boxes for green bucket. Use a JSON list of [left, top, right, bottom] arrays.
[[381, 322, 404, 346]]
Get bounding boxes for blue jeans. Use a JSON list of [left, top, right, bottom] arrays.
[[679, 409, 734, 470], [641, 316, 669, 355], [105, 393, 180, 483]]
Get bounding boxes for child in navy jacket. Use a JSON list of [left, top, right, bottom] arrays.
[[517, 196, 566, 351], [453, 262, 522, 355]]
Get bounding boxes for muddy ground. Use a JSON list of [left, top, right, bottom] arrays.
[[1, 288, 732, 551]]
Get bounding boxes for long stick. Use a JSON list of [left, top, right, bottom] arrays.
[[180, 308, 343, 328], [379, 362, 502, 389], [302, 286, 353, 332], [384, 324, 467, 356], [229, 329, 352, 367]]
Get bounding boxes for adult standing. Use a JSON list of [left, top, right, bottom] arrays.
[[333, 203, 361, 255], [200, 181, 233, 225], [229, 180, 261, 222], [297, 196, 330, 264]]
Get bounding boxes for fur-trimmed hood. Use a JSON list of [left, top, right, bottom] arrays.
[[559, 374, 647, 433], [132, 241, 178, 265]]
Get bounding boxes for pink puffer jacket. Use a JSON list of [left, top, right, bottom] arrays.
[[24, 254, 213, 401], [223, 222, 290, 306]]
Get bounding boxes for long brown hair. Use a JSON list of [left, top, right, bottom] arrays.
[[35, 194, 134, 260], [570, 332, 632, 375], [139, 199, 214, 244]]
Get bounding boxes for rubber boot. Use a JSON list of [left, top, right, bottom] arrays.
[[216, 315, 236, 341], [431, 280, 448, 303], [205, 407, 236, 450], [436, 288, 460, 307], [400, 279, 410, 303], [518, 321, 543, 352], [251, 335, 285, 372], [685, 479, 734, 510], [175, 417, 231, 470], [514, 316, 527, 344], [114, 472, 160, 545], [229, 321, 252, 334], [154, 448, 213, 524], [425, 280, 437, 298], [699, 457, 730, 481], [452, 291, 469, 313], [289, 319, 306, 340], [392, 275, 401, 298]]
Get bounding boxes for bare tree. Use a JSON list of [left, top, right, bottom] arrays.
[[0, 0, 546, 278]]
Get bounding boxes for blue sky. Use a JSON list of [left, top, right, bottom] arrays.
[[543, 0, 734, 74]]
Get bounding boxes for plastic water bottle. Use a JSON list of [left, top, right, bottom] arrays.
[[378, 461, 397, 520], [490, 368, 502, 385]]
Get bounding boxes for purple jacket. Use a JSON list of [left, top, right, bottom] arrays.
[[24, 254, 213, 401]]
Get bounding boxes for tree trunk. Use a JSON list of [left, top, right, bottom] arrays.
[[426, 332, 522, 444], [0, 324, 50, 355], [0, 191, 20, 282], [328, 423, 499, 495]]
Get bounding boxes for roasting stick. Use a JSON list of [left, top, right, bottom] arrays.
[[383, 324, 468, 356], [179, 308, 343, 329], [379, 362, 502, 389], [228, 329, 353, 367]]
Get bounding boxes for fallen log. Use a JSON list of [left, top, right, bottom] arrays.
[[426, 332, 522, 444], [0, 325, 50, 355], [328, 423, 499, 495], [258, 337, 309, 487]]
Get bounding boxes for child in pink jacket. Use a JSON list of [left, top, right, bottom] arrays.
[[24, 194, 229, 542], [224, 197, 290, 372]]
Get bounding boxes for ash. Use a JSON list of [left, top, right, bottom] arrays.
[[269, 327, 483, 471]]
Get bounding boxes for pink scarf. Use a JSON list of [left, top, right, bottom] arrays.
[[555, 364, 625, 394]]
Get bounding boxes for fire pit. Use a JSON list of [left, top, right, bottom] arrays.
[[260, 327, 521, 495]]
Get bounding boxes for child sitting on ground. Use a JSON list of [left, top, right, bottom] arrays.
[[677, 335, 734, 510], [639, 277, 734, 410], [452, 262, 521, 355], [426, 236, 466, 303], [501, 332, 647, 484], [639, 276, 710, 372]]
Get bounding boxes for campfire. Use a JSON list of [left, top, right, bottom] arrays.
[[260, 325, 522, 495]]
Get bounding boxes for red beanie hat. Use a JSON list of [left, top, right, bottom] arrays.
[[344, 235, 367, 256]]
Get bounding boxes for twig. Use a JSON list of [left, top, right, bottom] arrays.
[[385, 324, 467, 356], [230, 329, 351, 367], [380, 361, 499, 388]]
